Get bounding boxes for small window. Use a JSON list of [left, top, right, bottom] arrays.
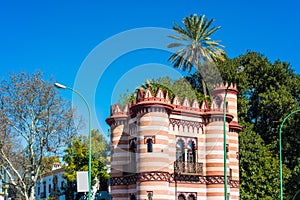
[[147, 191, 153, 200], [130, 193, 136, 200], [129, 138, 137, 153], [147, 138, 153, 152]]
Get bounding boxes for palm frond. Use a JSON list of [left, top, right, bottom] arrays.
[[167, 13, 225, 76], [168, 35, 188, 41], [167, 42, 184, 48]]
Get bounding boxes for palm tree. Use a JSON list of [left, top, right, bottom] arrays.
[[167, 14, 225, 96]]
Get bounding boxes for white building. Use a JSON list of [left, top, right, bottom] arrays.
[[35, 163, 66, 200]]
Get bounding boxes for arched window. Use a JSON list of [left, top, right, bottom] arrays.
[[129, 138, 137, 172], [187, 141, 196, 173], [188, 194, 196, 200], [178, 194, 186, 200], [187, 141, 196, 164], [176, 140, 184, 162]]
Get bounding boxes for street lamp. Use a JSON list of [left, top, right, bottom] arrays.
[[54, 83, 92, 200], [279, 109, 300, 200], [223, 66, 245, 200]]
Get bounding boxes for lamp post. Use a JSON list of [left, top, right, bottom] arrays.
[[279, 109, 300, 200], [2, 167, 6, 200], [54, 83, 92, 200], [223, 66, 244, 200]]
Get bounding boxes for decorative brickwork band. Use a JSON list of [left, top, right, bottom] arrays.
[[110, 171, 239, 188], [170, 119, 204, 133]]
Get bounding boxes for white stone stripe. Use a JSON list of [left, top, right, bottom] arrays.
[[138, 162, 170, 167], [139, 145, 170, 150], [136, 135, 170, 141], [111, 152, 128, 157], [174, 187, 207, 192], [140, 116, 168, 122], [229, 167, 239, 171], [205, 142, 224, 146], [110, 189, 129, 194], [137, 185, 168, 190], [113, 144, 128, 149], [205, 134, 224, 138], [207, 196, 225, 200], [139, 194, 173, 199], [206, 167, 224, 171], [139, 126, 169, 131], [204, 159, 226, 163], [204, 150, 224, 155], [138, 153, 171, 158], [169, 114, 204, 122], [206, 124, 223, 129], [111, 136, 126, 141], [229, 191, 239, 195]]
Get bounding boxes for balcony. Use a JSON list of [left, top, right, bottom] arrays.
[[174, 161, 203, 175]]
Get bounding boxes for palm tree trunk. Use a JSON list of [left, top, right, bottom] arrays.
[[195, 67, 207, 97], [201, 79, 207, 97]]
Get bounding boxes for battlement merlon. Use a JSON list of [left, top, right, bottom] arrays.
[[105, 83, 238, 120]]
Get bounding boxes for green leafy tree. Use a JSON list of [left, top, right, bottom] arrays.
[[136, 78, 175, 100], [63, 129, 109, 200], [186, 51, 300, 198], [40, 156, 61, 174], [239, 123, 291, 199], [167, 14, 225, 96], [0, 71, 78, 200], [235, 52, 300, 198], [120, 76, 203, 106]]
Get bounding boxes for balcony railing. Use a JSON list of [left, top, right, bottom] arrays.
[[174, 161, 203, 175]]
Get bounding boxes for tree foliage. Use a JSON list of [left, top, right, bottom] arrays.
[[185, 51, 300, 198], [40, 156, 61, 174], [63, 129, 109, 200], [0, 71, 78, 200], [119, 76, 206, 108], [167, 14, 225, 96], [239, 123, 291, 199]]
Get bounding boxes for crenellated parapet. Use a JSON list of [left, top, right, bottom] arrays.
[[107, 83, 238, 122]]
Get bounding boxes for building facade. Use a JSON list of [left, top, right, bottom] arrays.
[[35, 163, 110, 200], [35, 163, 66, 200], [106, 83, 241, 200]]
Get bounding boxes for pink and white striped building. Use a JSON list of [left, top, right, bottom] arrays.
[[106, 83, 241, 200]]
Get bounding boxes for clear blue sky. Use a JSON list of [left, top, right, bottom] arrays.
[[0, 0, 299, 135]]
